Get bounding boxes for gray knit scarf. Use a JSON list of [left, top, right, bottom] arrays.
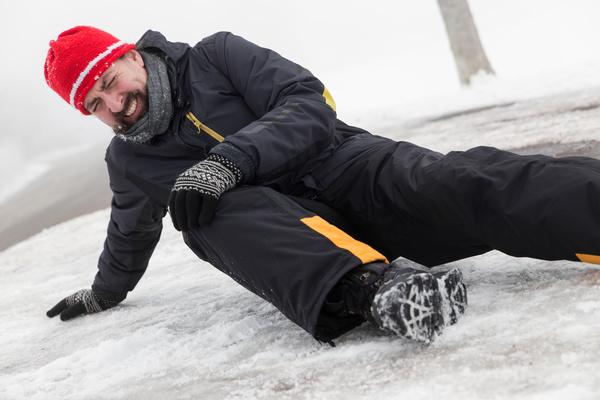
[[116, 51, 173, 144]]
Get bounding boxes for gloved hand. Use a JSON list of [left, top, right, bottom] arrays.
[[46, 289, 119, 321], [169, 154, 242, 231]]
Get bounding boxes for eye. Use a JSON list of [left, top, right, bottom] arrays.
[[90, 99, 101, 113]]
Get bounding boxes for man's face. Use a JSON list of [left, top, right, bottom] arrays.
[[84, 50, 148, 133]]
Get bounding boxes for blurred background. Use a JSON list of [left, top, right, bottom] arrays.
[[1, 0, 600, 248], [4, 3, 600, 397]]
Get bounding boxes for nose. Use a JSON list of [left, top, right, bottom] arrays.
[[102, 92, 124, 114]]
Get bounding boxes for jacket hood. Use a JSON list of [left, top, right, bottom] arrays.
[[136, 30, 190, 65], [136, 30, 192, 112]]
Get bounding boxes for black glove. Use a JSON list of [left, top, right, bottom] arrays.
[[169, 154, 242, 231], [46, 289, 119, 321]]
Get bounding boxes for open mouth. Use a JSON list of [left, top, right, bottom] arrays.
[[112, 91, 148, 135], [124, 96, 138, 118]]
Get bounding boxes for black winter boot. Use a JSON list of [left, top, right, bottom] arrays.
[[435, 267, 468, 325], [390, 259, 468, 327], [371, 267, 443, 343], [325, 260, 467, 343], [323, 262, 389, 323]]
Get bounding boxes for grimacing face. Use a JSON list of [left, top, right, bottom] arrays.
[[83, 50, 148, 134]]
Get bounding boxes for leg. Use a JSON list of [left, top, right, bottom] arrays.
[[293, 194, 468, 342], [310, 134, 600, 266], [181, 186, 387, 342]]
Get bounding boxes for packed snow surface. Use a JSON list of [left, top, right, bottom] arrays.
[[2, 208, 600, 400]]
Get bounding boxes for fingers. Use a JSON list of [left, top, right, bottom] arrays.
[[47, 297, 87, 321], [199, 196, 218, 225], [170, 190, 189, 231], [186, 191, 202, 230], [46, 299, 68, 318], [169, 190, 217, 231], [60, 302, 88, 321], [168, 191, 181, 231]]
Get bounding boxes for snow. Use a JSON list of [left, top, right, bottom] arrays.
[[3, 1, 600, 399], [2, 210, 600, 399], [388, 86, 600, 154]]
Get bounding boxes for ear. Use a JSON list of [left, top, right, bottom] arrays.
[[126, 49, 145, 67]]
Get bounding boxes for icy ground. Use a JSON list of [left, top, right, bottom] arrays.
[[3, 88, 600, 399]]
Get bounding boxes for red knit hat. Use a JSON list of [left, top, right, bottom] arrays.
[[44, 26, 136, 115]]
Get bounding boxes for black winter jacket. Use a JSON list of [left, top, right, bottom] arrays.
[[92, 30, 368, 301]]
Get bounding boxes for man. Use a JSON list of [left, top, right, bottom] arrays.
[[43, 26, 600, 345]]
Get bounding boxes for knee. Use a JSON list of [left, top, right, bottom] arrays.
[[220, 185, 278, 205]]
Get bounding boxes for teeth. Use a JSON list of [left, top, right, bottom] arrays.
[[124, 97, 137, 117]]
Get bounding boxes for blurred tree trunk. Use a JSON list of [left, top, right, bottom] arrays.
[[437, 0, 495, 85]]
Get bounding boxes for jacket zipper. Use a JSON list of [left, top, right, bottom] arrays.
[[185, 112, 225, 143]]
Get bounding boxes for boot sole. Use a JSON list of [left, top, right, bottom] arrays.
[[437, 268, 468, 325], [371, 273, 443, 343]]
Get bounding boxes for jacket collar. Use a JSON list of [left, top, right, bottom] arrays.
[[136, 30, 189, 111], [136, 30, 189, 64]]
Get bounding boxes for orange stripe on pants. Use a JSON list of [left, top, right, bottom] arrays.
[[301, 216, 388, 265], [576, 253, 600, 265]]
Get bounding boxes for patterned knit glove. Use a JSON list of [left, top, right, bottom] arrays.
[[46, 289, 119, 321], [169, 154, 243, 231]]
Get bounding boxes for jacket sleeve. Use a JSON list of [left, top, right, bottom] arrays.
[[91, 153, 165, 302], [206, 32, 337, 183]]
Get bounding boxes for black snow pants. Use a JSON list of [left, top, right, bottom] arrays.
[[183, 133, 600, 341]]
